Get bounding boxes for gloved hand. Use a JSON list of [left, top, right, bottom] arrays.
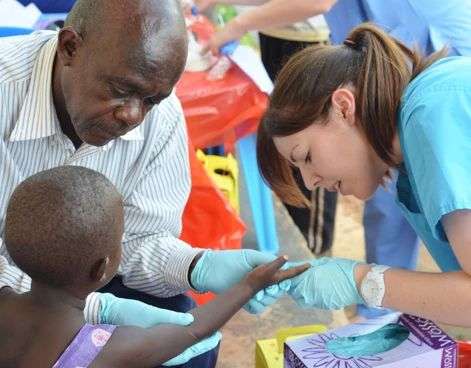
[[99, 293, 195, 327], [286, 257, 365, 310], [162, 331, 223, 366], [99, 293, 221, 366], [190, 249, 284, 314]]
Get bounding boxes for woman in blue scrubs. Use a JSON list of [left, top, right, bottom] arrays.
[[258, 22, 471, 325]]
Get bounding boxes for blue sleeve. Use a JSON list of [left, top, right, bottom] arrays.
[[401, 88, 471, 240], [18, 0, 75, 13]]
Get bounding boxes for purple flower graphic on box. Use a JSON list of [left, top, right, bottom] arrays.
[[301, 333, 383, 368]]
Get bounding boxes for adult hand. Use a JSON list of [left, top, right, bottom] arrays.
[[191, 249, 284, 313], [286, 257, 365, 310], [194, 0, 215, 12], [162, 331, 222, 366], [202, 20, 245, 55], [99, 293, 221, 365]]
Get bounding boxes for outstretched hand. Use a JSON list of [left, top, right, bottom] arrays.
[[244, 255, 310, 292]]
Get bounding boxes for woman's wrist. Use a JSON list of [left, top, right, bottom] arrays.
[[354, 263, 373, 291], [227, 16, 248, 39]]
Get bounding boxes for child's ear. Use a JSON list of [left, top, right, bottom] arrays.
[[90, 256, 110, 283]]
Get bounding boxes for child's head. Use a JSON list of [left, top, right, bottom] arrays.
[[5, 166, 124, 297], [257, 22, 446, 204]]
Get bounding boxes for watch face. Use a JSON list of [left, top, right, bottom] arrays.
[[364, 279, 377, 291], [363, 279, 380, 297]]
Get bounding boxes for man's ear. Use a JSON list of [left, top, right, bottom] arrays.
[[331, 87, 356, 126], [57, 27, 83, 66], [90, 256, 110, 283]]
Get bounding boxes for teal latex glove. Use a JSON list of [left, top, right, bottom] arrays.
[[191, 249, 283, 314], [99, 293, 195, 327], [99, 293, 221, 365], [286, 257, 365, 310], [163, 331, 223, 366]]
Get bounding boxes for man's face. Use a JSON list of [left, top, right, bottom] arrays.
[[58, 27, 187, 146]]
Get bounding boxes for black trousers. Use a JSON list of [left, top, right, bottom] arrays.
[[259, 33, 337, 254], [99, 276, 219, 368]]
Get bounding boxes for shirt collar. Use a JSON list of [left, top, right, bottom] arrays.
[[9, 34, 144, 145], [10, 35, 61, 142]]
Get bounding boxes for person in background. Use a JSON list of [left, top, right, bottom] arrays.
[[0, 166, 308, 368], [196, 0, 471, 318]]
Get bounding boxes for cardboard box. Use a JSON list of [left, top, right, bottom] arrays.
[[284, 314, 457, 368], [255, 325, 327, 368]]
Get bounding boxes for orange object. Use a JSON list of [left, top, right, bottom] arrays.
[[181, 144, 246, 304]]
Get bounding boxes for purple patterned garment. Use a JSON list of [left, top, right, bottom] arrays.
[[52, 324, 117, 368]]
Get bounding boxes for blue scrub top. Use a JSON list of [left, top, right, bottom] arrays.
[[324, 0, 471, 56], [397, 57, 471, 271], [18, 0, 75, 13]]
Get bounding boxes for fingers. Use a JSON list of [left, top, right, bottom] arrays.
[[272, 263, 310, 284], [158, 310, 195, 326], [244, 249, 277, 268], [200, 41, 211, 55], [263, 255, 288, 274], [162, 331, 222, 366]]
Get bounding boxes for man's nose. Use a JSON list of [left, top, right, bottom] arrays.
[[115, 99, 146, 127]]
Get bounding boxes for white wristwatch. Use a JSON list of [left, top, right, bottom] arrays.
[[360, 264, 390, 307]]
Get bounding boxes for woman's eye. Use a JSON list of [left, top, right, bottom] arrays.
[[305, 151, 311, 164]]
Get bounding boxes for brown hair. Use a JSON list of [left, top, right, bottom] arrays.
[[257, 22, 447, 206]]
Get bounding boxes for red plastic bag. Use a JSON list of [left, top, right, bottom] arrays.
[[180, 143, 246, 251], [176, 15, 268, 152]]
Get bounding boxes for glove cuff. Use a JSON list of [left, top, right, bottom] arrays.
[[189, 250, 213, 293]]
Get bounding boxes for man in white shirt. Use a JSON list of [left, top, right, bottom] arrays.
[[0, 0, 281, 367]]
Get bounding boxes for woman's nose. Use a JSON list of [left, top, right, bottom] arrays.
[[299, 167, 320, 191]]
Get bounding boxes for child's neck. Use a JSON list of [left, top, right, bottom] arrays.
[[29, 280, 86, 314]]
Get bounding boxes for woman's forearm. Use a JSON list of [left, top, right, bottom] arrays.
[[227, 0, 336, 35], [356, 264, 471, 326]]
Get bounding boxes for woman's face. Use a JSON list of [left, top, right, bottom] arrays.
[[273, 88, 390, 200]]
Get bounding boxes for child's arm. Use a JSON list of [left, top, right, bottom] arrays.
[[92, 256, 308, 368]]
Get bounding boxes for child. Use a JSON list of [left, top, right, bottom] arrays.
[[0, 166, 308, 368]]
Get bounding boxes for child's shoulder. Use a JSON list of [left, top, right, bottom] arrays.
[[0, 292, 37, 367]]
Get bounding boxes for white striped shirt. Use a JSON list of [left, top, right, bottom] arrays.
[[0, 31, 200, 321]]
